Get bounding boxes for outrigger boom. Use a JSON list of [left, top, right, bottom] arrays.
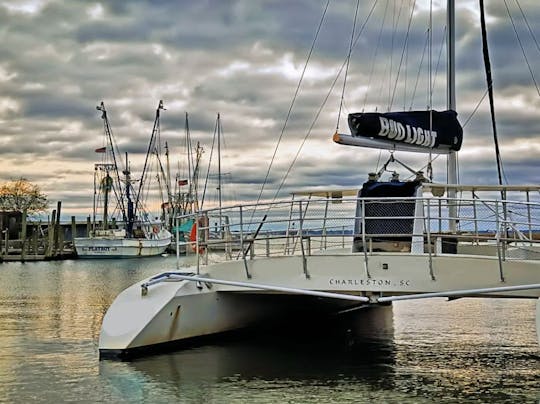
[[142, 273, 540, 303], [141, 273, 371, 302]]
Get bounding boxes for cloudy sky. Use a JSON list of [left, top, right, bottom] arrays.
[[1, 0, 539, 219]]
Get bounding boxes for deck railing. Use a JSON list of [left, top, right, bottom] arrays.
[[175, 192, 540, 275]]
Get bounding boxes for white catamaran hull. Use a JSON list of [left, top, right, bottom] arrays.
[[99, 252, 540, 358], [74, 235, 171, 258]]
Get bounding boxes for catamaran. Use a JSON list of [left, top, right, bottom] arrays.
[[74, 102, 171, 258], [98, 1, 540, 358]]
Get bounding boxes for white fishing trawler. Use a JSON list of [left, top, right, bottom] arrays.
[[98, 1, 540, 358], [74, 101, 171, 258]]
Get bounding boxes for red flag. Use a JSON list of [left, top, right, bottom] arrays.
[[178, 179, 188, 186], [95, 147, 106, 153]]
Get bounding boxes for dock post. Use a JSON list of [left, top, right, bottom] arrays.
[[46, 209, 56, 258], [53, 201, 62, 257], [59, 230, 65, 256], [32, 224, 38, 257], [71, 216, 76, 255], [3, 227, 8, 258], [0, 215, 3, 257], [21, 209, 27, 262], [86, 216, 91, 237]]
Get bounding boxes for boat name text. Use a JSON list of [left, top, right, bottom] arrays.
[[329, 278, 411, 287], [82, 246, 118, 252]]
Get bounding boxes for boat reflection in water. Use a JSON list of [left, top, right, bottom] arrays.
[[99, 298, 538, 403], [100, 305, 397, 400]]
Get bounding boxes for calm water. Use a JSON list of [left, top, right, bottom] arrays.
[[0, 257, 538, 403]]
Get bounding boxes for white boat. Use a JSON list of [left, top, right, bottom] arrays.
[[98, 2, 540, 358], [75, 228, 172, 258], [74, 101, 172, 259]]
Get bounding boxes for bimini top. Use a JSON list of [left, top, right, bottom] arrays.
[[334, 110, 463, 154]]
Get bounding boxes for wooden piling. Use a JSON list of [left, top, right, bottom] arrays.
[[20, 209, 27, 262], [86, 216, 91, 237], [46, 209, 56, 258], [2, 227, 7, 259], [32, 224, 38, 257], [71, 216, 76, 234], [53, 201, 62, 257]]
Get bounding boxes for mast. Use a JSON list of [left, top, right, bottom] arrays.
[[97, 102, 127, 223], [103, 173, 111, 230], [165, 141, 172, 221], [192, 142, 203, 212], [134, 100, 165, 219], [124, 152, 134, 236], [217, 113, 223, 229], [184, 112, 193, 214], [479, 0, 503, 187], [447, 0, 458, 231]]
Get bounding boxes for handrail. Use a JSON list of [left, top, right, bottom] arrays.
[[174, 193, 540, 264]]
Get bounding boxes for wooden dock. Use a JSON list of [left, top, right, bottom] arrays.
[[1, 201, 81, 263]]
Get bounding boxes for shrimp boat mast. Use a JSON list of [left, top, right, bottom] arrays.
[[99, 1, 540, 358], [74, 101, 171, 258]]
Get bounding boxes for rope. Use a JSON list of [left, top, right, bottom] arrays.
[[409, 32, 429, 110], [250, 0, 330, 219], [363, 0, 389, 110], [389, 0, 417, 110], [336, 0, 360, 131], [514, 0, 540, 56], [267, 1, 379, 206], [200, 115, 218, 210], [504, 0, 540, 98]]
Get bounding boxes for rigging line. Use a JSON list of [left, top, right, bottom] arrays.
[[200, 115, 218, 211], [403, 0, 416, 109], [269, 1, 379, 206], [389, 0, 417, 110], [504, 0, 540, 98], [387, 0, 406, 110], [429, 25, 447, 104], [462, 87, 489, 128], [428, 28, 448, 179], [409, 31, 429, 110], [336, 0, 360, 131], [363, 0, 388, 110], [514, 0, 540, 56], [251, 0, 330, 217], [427, 0, 433, 111]]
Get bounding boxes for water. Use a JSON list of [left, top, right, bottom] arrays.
[[0, 257, 538, 403]]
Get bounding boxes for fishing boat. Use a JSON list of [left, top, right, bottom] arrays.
[[98, 1, 540, 358], [74, 102, 171, 258]]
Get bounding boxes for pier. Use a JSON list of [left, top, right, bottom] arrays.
[[0, 201, 88, 262]]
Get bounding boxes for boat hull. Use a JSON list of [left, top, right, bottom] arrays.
[[74, 236, 171, 258], [99, 252, 540, 358]]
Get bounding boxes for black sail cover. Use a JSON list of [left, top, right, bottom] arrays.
[[348, 110, 463, 152]]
